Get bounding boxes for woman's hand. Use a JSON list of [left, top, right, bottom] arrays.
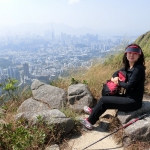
[[111, 77, 119, 85]]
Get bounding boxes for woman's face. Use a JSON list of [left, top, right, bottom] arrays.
[[126, 52, 140, 63]]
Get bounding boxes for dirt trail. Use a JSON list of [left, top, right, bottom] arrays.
[[66, 127, 123, 150], [65, 113, 123, 150]]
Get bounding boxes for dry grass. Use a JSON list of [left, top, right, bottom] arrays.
[[124, 141, 150, 150], [2, 99, 24, 123], [108, 117, 124, 144]]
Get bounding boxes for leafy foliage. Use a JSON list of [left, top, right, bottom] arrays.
[[0, 78, 18, 101], [0, 78, 32, 104], [71, 77, 79, 84], [0, 115, 66, 150]]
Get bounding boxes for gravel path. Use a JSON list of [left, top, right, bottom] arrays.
[[64, 112, 124, 150], [65, 124, 123, 150]]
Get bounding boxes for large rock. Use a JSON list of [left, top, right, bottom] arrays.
[[68, 84, 94, 112], [124, 116, 150, 140], [15, 80, 75, 136], [31, 79, 67, 109], [17, 97, 50, 113], [117, 100, 150, 145], [15, 109, 74, 135], [117, 101, 150, 124]]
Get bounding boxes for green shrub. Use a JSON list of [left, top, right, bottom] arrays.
[[0, 117, 65, 150]]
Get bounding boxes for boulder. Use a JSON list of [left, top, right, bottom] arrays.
[[31, 79, 67, 109], [15, 109, 74, 135], [117, 100, 150, 145], [117, 101, 150, 124], [124, 116, 150, 140], [17, 97, 50, 113], [68, 84, 94, 112]]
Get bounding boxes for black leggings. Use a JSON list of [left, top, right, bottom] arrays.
[[88, 96, 142, 125]]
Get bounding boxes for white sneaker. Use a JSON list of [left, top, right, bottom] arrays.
[[84, 106, 92, 115], [80, 118, 93, 130]]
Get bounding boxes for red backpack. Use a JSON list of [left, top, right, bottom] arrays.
[[102, 71, 126, 96]]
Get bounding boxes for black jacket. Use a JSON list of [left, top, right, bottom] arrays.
[[113, 63, 145, 102]]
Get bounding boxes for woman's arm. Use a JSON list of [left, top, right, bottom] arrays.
[[111, 77, 119, 85], [112, 70, 120, 78], [119, 66, 145, 90], [111, 69, 123, 85]]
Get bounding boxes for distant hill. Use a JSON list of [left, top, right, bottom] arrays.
[[0, 58, 13, 69]]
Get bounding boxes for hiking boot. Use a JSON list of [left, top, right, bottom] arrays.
[[80, 118, 93, 130], [84, 106, 92, 115]]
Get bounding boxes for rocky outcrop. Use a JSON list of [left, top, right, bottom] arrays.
[[68, 83, 94, 112], [118, 101, 150, 124], [15, 80, 95, 136], [17, 97, 50, 113], [31, 79, 67, 109], [117, 101, 150, 146], [15, 109, 74, 135]]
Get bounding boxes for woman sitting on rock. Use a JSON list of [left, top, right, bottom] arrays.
[[80, 43, 146, 130]]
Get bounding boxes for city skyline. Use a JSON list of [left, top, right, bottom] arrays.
[[0, 32, 128, 86], [0, 0, 150, 37]]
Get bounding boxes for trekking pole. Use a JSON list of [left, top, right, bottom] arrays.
[[82, 114, 147, 150]]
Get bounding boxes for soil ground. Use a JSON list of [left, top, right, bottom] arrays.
[[64, 113, 123, 150]]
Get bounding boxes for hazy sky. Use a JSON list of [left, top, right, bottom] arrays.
[[0, 0, 150, 36]]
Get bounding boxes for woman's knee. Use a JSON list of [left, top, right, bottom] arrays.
[[96, 97, 106, 108], [99, 96, 109, 103]]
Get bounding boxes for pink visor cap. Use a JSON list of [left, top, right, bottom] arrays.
[[125, 46, 141, 55]]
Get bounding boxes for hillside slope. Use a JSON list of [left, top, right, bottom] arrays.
[[135, 30, 150, 59], [134, 31, 150, 95]]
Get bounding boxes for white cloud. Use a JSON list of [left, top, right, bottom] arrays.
[[68, 0, 80, 4]]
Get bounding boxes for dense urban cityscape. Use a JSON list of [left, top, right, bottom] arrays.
[[0, 31, 136, 94]]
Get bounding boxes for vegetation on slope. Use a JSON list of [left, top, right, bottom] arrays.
[[135, 30, 150, 95], [135, 30, 150, 59]]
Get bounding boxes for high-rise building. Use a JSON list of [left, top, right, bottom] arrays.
[[23, 63, 29, 78], [0, 67, 3, 76], [13, 67, 20, 80], [7, 67, 20, 80], [7, 66, 14, 78]]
